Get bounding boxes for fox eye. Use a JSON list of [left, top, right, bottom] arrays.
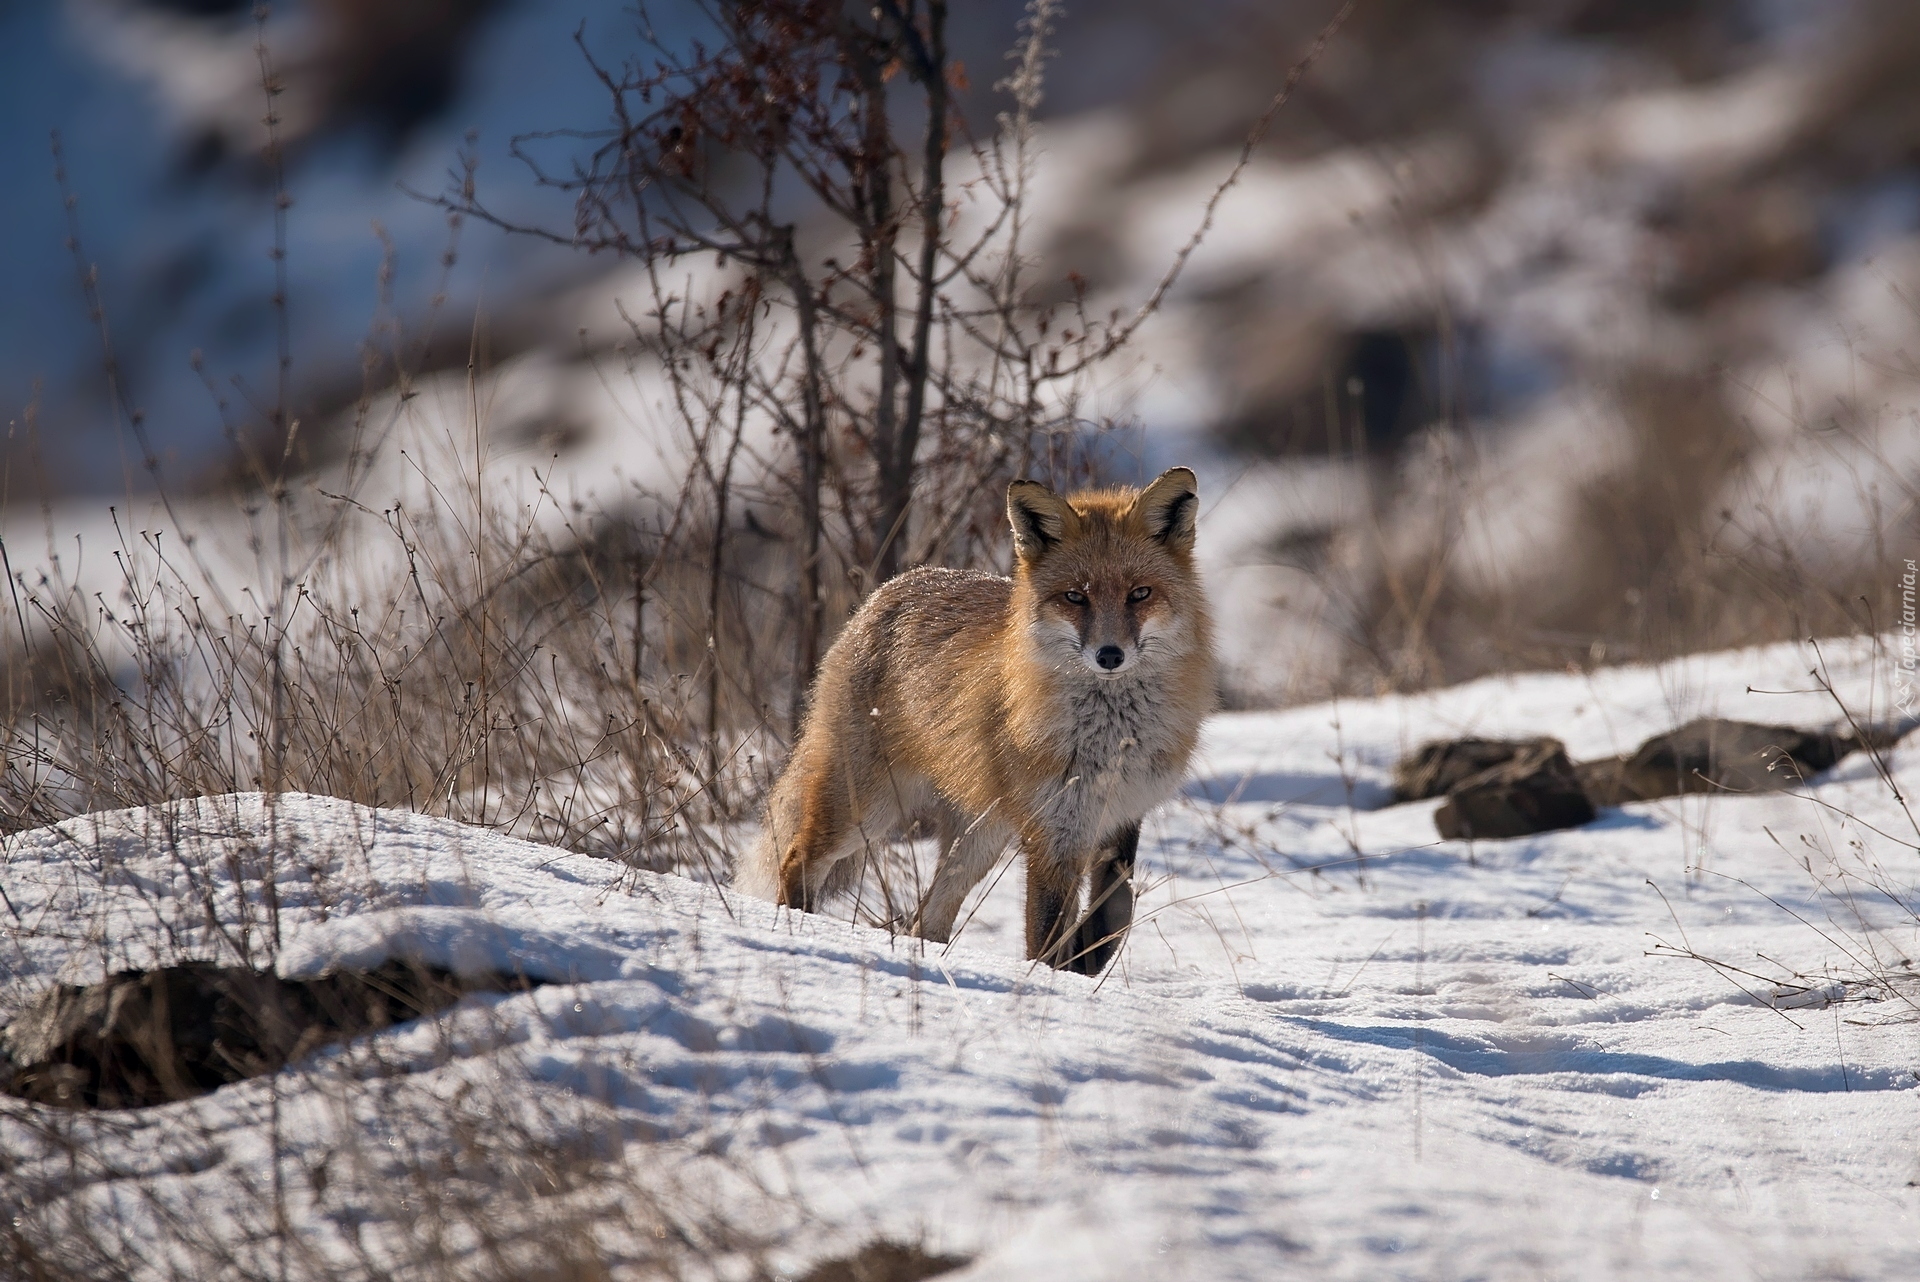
[[1063, 589, 1088, 605], [1128, 585, 1153, 602]]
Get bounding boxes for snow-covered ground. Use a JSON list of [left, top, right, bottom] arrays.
[[6, 634, 1920, 1279]]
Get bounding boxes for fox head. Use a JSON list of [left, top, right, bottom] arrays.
[[1007, 467, 1208, 681]]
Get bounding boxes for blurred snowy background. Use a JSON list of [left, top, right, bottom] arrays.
[[5, 0, 1919, 703]]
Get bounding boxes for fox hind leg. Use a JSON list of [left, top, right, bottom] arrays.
[[913, 802, 1008, 943], [775, 789, 840, 911], [762, 762, 861, 911], [770, 759, 916, 912]]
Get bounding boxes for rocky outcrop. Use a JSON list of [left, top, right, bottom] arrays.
[[1403, 719, 1905, 841], [2, 959, 538, 1109], [798, 1239, 970, 1282], [1392, 737, 1565, 802], [1432, 740, 1596, 841], [1575, 719, 1854, 806]]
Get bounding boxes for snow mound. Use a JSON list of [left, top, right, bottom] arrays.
[[4, 635, 1919, 1279]]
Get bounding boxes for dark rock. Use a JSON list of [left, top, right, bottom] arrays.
[[1434, 741, 1596, 840], [797, 1240, 970, 1282], [3, 959, 537, 1109], [1408, 718, 1909, 838], [1583, 718, 1849, 804], [1393, 737, 1564, 802], [1574, 755, 1645, 807]]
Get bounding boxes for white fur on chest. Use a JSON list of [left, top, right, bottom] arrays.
[[1031, 678, 1192, 855]]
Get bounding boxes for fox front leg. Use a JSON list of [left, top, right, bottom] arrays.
[[1024, 841, 1082, 969], [1068, 823, 1139, 977]]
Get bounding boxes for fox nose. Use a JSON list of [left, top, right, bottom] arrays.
[[1095, 645, 1125, 671]]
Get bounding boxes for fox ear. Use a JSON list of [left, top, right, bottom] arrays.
[[1133, 467, 1199, 552], [1007, 479, 1073, 561]]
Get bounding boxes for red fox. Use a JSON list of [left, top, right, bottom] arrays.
[[735, 468, 1215, 975]]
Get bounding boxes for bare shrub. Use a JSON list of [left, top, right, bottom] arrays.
[[442, 0, 1135, 730], [1646, 645, 1920, 1024], [1237, 354, 1918, 703]]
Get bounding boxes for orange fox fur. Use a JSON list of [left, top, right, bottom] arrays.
[[734, 468, 1216, 975]]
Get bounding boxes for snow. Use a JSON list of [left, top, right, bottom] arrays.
[[1544, 64, 1815, 179], [6, 634, 1920, 1278], [1116, 134, 1479, 297]]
